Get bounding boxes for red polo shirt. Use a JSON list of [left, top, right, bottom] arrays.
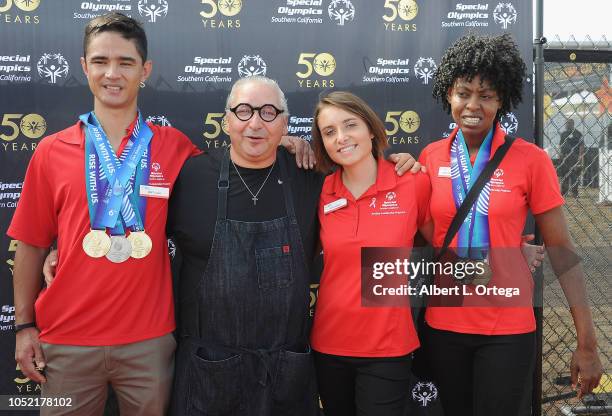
[[419, 125, 564, 335], [311, 159, 431, 357], [8, 120, 199, 345]]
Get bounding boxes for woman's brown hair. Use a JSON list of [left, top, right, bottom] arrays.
[[311, 91, 389, 173]]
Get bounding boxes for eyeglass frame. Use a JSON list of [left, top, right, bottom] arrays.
[[227, 103, 285, 122]]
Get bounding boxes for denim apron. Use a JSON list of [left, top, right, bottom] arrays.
[[171, 150, 318, 416]]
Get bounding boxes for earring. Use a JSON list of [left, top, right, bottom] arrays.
[[139, 81, 145, 88]]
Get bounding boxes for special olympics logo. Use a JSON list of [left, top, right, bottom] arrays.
[[313, 53, 336, 77], [493, 2, 517, 29], [218, 0, 242, 16], [12, 0, 40, 11], [400, 110, 420, 133], [138, 0, 169, 23], [146, 115, 172, 126], [398, 0, 419, 21], [328, 0, 355, 26], [37, 53, 69, 84], [167, 238, 176, 259], [19, 114, 47, 139], [499, 112, 519, 134], [237, 55, 267, 78], [151, 162, 161, 172], [385, 192, 396, 201], [412, 381, 438, 407], [413, 57, 437, 85], [494, 168, 504, 178]]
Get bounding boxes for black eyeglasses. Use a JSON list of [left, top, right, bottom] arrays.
[[228, 103, 284, 122]]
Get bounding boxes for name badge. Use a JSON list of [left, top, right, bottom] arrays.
[[323, 198, 347, 214], [140, 185, 169, 199], [438, 166, 451, 178]]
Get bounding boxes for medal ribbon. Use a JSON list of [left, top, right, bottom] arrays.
[[81, 111, 152, 234], [450, 128, 493, 259]]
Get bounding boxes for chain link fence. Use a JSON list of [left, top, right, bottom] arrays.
[[540, 36, 611, 416]]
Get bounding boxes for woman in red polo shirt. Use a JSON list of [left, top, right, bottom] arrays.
[[309, 91, 433, 415], [418, 33, 602, 415]]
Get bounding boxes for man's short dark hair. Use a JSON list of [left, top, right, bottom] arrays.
[[432, 33, 526, 116], [83, 12, 148, 63]]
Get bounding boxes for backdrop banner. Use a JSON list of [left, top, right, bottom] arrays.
[[0, 1, 532, 414]]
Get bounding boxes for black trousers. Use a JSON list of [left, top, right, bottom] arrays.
[[313, 351, 413, 416], [559, 161, 581, 197], [421, 324, 536, 416]]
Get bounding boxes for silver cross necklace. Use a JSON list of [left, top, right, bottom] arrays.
[[231, 158, 276, 206]]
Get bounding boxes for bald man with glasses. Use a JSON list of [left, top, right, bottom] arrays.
[[167, 76, 419, 415]]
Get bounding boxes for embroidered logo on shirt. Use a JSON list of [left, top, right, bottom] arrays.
[[148, 160, 169, 186], [490, 169, 509, 193], [370, 192, 406, 216]]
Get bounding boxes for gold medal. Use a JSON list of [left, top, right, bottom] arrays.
[[127, 231, 153, 259], [82, 229, 111, 258]]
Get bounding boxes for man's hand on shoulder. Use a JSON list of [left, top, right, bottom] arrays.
[[280, 135, 316, 169], [387, 153, 425, 176]]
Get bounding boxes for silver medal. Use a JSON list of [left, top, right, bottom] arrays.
[[105, 235, 133, 263]]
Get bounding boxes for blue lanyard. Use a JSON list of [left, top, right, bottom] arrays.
[[450, 128, 493, 259], [81, 111, 152, 234]]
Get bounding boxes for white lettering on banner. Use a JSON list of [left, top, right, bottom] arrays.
[[177, 75, 232, 82], [73, 12, 102, 19], [80, 2, 131, 12], [0, 182, 22, 191], [447, 12, 488, 19], [441, 3, 491, 28], [287, 0, 322, 6], [0, 64, 30, 73], [377, 58, 410, 66], [184, 66, 232, 75], [278, 7, 322, 16], [1, 305, 15, 326], [0, 55, 30, 62], [455, 3, 489, 11], [272, 0, 329, 24], [180, 56, 234, 83], [0, 74, 31, 82], [0, 182, 22, 206], [193, 57, 232, 65], [0, 55, 32, 75], [363, 57, 411, 84], [287, 126, 311, 134], [287, 116, 313, 139], [289, 117, 313, 124]]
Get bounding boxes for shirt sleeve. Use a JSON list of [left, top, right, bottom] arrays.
[[414, 171, 432, 227], [417, 146, 428, 165], [527, 146, 565, 214], [7, 138, 57, 247]]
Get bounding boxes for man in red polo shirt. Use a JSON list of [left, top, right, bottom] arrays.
[[9, 13, 197, 415]]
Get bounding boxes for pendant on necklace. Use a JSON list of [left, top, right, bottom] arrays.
[[252, 196, 258, 205]]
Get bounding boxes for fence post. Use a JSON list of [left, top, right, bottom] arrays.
[[533, 0, 545, 414]]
